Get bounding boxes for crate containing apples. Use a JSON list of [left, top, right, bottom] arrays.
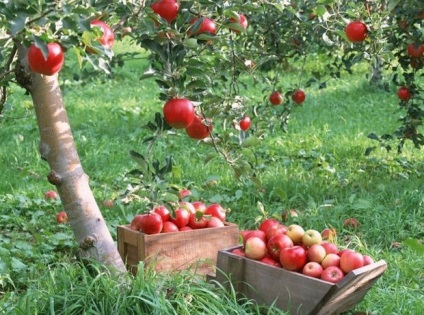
[[215, 219, 387, 315], [117, 200, 239, 276]]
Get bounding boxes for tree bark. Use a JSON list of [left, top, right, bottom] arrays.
[[16, 44, 126, 274]]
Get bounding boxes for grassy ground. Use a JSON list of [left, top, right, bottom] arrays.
[[0, 40, 423, 314]]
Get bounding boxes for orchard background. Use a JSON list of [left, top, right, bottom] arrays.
[[0, 0, 423, 314]]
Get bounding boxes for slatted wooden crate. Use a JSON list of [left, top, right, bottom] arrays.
[[215, 245, 387, 315], [117, 223, 239, 275]]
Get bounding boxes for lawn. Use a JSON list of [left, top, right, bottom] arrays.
[[0, 39, 423, 314]]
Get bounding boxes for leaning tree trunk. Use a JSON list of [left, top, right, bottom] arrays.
[[15, 44, 126, 274]]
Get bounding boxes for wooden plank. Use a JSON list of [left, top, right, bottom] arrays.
[[315, 260, 387, 314]]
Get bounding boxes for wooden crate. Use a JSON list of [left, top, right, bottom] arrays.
[[117, 223, 239, 275], [215, 245, 387, 315]]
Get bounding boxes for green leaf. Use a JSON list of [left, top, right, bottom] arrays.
[[9, 14, 27, 37], [11, 257, 27, 271], [241, 136, 261, 148]]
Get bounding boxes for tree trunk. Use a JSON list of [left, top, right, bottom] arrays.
[[16, 44, 126, 274]]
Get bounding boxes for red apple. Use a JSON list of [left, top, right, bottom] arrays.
[[321, 253, 341, 269], [207, 216, 225, 228], [178, 201, 195, 214], [265, 224, 287, 241], [286, 224, 305, 244], [343, 217, 360, 228], [153, 205, 171, 222], [179, 226, 193, 231], [340, 251, 364, 273], [258, 218, 280, 234], [232, 248, 246, 257], [302, 262, 323, 278], [321, 242, 339, 255], [245, 237, 267, 260], [302, 229, 322, 247], [307, 244, 327, 263], [321, 266, 344, 283], [407, 43, 424, 58], [267, 234, 294, 261], [56, 211, 68, 224], [102, 200, 114, 208], [139, 212, 163, 235], [130, 214, 144, 231], [179, 189, 191, 199], [363, 255, 374, 266], [338, 248, 354, 258], [161, 221, 179, 233], [321, 227, 337, 240], [260, 256, 281, 268], [241, 229, 266, 247], [204, 203, 226, 221], [44, 190, 58, 200], [192, 201, 207, 213], [280, 245, 307, 271]]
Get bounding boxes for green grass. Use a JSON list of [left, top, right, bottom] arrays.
[[0, 39, 423, 314]]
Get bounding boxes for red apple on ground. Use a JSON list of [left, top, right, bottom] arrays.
[[302, 262, 323, 278], [321, 253, 341, 269], [307, 244, 327, 263], [321, 266, 344, 283], [340, 251, 364, 273], [267, 234, 294, 261], [286, 224, 305, 244], [245, 237, 267, 260], [321, 227, 337, 240], [56, 211, 68, 224], [102, 199, 114, 208], [281, 209, 298, 221], [44, 190, 58, 200], [302, 229, 322, 247], [280, 245, 307, 271], [343, 217, 360, 229]]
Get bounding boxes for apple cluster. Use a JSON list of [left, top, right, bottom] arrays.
[[130, 200, 227, 234], [233, 219, 375, 284]]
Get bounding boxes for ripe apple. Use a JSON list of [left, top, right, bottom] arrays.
[[163, 98, 195, 129], [179, 226, 193, 231], [345, 20, 367, 43], [343, 217, 360, 229], [191, 201, 207, 213], [179, 189, 191, 199], [245, 237, 267, 260], [28, 42, 64, 76], [260, 255, 281, 268], [286, 224, 305, 244], [239, 116, 251, 131], [280, 245, 307, 271], [204, 203, 226, 221], [44, 190, 58, 200], [185, 116, 213, 139], [340, 251, 364, 273], [302, 262, 323, 278], [321, 227, 337, 240], [363, 255, 374, 266], [321, 266, 344, 283], [130, 214, 144, 231], [90, 20, 115, 49], [207, 216, 225, 228], [102, 199, 114, 208], [397, 86, 412, 101], [291, 89, 306, 105], [232, 248, 246, 257], [178, 201, 195, 214], [265, 224, 287, 241], [229, 13, 248, 33], [170, 208, 190, 228], [188, 17, 217, 36], [161, 221, 179, 233], [321, 242, 339, 255], [153, 205, 171, 222], [307, 244, 326, 263], [241, 229, 267, 247], [281, 209, 298, 221], [258, 218, 280, 234], [338, 248, 354, 258], [407, 43, 424, 58], [56, 211, 68, 224], [139, 212, 163, 235], [267, 234, 294, 261], [150, 0, 180, 24], [321, 253, 341, 269], [302, 229, 322, 247], [269, 91, 283, 105]]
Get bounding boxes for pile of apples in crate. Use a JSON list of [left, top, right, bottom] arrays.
[[129, 200, 227, 234], [233, 218, 375, 283]]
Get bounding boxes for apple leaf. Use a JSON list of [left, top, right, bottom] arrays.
[[403, 238, 424, 255]]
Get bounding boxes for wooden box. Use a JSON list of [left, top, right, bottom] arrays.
[[117, 224, 239, 275], [215, 245, 387, 315]]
